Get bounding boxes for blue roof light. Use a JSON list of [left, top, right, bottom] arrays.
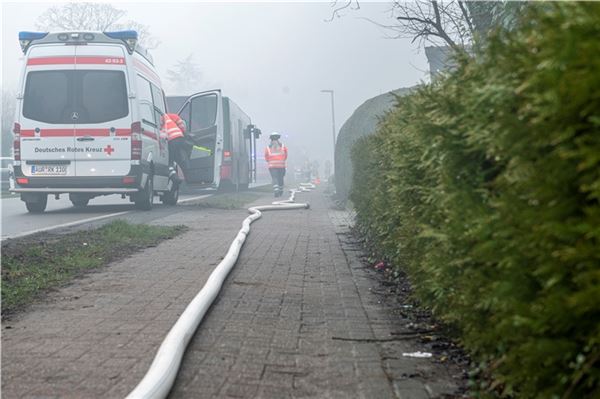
[[18, 31, 48, 53], [19, 31, 48, 41], [104, 30, 138, 54], [104, 30, 138, 40]]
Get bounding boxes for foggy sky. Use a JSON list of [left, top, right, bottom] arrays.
[[1, 1, 429, 170]]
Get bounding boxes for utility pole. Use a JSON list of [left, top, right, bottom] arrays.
[[320, 89, 336, 150]]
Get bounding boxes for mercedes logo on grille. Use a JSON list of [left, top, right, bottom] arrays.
[[71, 112, 79, 120]]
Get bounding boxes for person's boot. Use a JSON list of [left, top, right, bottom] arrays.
[[169, 166, 182, 184]]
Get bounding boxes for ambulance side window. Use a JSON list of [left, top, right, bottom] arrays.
[[136, 75, 155, 127], [150, 84, 166, 126]]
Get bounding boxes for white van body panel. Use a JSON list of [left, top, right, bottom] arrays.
[[131, 53, 169, 190], [73, 44, 132, 177], [19, 45, 77, 177]]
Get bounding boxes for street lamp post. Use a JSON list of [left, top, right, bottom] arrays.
[[321, 89, 336, 150]]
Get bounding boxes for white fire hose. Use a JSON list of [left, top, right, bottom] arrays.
[[126, 185, 314, 399]]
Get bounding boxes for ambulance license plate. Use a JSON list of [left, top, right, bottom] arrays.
[[31, 165, 68, 175]]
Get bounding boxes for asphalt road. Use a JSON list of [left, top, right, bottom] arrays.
[[0, 187, 215, 240]]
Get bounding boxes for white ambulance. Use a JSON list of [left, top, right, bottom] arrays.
[[10, 31, 178, 212]]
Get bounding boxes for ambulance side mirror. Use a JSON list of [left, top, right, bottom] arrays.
[[244, 124, 261, 139], [244, 125, 253, 139]]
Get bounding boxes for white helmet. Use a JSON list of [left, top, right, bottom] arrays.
[[269, 132, 281, 139]]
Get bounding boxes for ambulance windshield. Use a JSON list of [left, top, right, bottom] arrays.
[[23, 70, 128, 124]]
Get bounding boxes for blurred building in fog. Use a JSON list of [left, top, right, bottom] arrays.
[[334, 87, 413, 203]]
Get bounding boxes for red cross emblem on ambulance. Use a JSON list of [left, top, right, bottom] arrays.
[[104, 145, 114, 156]]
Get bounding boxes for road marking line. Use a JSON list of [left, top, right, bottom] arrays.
[[177, 194, 212, 203]]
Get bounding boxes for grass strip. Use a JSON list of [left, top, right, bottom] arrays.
[[1, 220, 186, 316], [189, 191, 264, 209]]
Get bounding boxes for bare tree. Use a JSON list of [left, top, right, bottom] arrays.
[[113, 20, 161, 49], [166, 54, 204, 95], [36, 3, 125, 31], [390, 0, 474, 51], [328, 1, 511, 52], [35, 2, 159, 49]]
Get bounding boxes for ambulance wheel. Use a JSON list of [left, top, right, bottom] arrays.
[[25, 194, 47, 213], [162, 181, 179, 205], [135, 175, 154, 211]]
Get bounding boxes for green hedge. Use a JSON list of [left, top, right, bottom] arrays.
[[351, 3, 600, 398]]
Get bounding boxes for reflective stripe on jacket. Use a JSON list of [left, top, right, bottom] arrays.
[[162, 114, 184, 141], [265, 143, 287, 169]]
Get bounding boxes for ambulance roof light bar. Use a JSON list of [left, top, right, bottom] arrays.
[[18, 30, 150, 62], [104, 30, 138, 54], [18, 31, 48, 54]]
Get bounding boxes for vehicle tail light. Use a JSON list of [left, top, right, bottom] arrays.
[[122, 176, 136, 184], [131, 122, 142, 160], [16, 177, 29, 185], [13, 123, 20, 161], [220, 164, 231, 179], [223, 150, 232, 162]]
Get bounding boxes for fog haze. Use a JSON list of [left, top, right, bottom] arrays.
[[1, 1, 429, 170]]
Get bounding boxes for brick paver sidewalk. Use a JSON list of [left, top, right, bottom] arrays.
[[2, 189, 464, 398]]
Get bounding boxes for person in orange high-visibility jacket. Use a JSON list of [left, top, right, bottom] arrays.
[[162, 113, 190, 180], [264, 132, 288, 197]]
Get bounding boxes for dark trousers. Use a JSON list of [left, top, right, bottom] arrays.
[[269, 168, 285, 189], [169, 138, 190, 174]]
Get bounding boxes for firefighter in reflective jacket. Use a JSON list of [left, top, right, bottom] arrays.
[[162, 113, 189, 181], [265, 132, 288, 197]]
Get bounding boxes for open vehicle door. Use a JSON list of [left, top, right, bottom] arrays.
[[176, 90, 222, 185]]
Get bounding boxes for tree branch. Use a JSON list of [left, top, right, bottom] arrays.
[[430, 1, 459, 50], [432, 0, 442, 29], [326, 0, 360, 22], [458, 1, 474, 35], [396, 15, 433, 27]]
